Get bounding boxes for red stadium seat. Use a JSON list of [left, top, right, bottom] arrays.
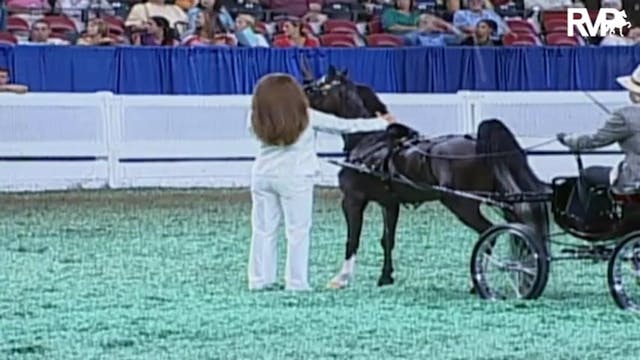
[[503, 32, 539, 46], [544, 18, 568, 33], [506, 19, 537, 35], [319, 33, 357, 47], [43, 15, 77, 34], [102, 16, 125, 36], [546, 33, 580, 46], [543, 9, 598, 25], [366, 33, 404, 47], [7, 16, 29, 33], [0, 32, 18, 45], [323, 19, 358, 34]]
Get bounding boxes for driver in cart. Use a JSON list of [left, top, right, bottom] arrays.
[[557, 64, 640, 197]]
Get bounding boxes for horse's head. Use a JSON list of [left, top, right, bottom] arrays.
[[300, 57, 369, 118]]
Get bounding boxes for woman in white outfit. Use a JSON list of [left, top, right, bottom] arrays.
[[247, 73, 396, 291]]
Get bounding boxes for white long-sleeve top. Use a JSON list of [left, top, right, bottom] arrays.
[[248, 108, 389, 177]]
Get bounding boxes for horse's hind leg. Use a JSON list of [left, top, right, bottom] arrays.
[[328, 194, 368, 289], [378, 202, 399, 286]]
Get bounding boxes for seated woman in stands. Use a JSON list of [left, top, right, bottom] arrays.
[[404, 13, 466, 46], [460, 19, 501, 46], [131, 16, 179, 46], [76, 19, 115, 46], [272, 19, 319, 48], [234, 14, 269, 47], [182, 11, 238, 46], [381, 0, 421, 36], [453, 0, 510, 37], [125, 0, 187, 33], [185, 0, 235, 37]]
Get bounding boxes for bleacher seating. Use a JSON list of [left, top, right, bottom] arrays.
[[0, 1, 636, 48]]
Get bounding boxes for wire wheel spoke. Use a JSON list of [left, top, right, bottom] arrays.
[[472, 224, 546, 301], [609, 235, 640, 312]]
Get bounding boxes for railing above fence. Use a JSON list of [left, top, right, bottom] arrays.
[[0, 91, 630, 192]]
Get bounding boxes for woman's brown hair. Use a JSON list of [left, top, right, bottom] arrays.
[[250, 73, 310, 146], [89, 19, 109, 38]]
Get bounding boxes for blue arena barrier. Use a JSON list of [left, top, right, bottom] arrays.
[[0, 45, 638, 94]]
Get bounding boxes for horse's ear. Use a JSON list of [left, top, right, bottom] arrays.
[[327, 65, 337, 77]]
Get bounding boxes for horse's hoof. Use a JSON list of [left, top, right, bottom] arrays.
[[377, 276, 394, 287], [327, 277, 348, 290]]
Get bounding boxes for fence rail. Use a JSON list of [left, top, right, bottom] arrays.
[[0, 91, 629, 192]]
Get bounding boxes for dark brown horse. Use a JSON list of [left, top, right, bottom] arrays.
[[302, 63, 551, 290]]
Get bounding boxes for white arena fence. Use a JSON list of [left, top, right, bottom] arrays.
[[0, 91, 629, 192]]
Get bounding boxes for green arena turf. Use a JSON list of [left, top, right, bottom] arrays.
[[1, 188, 639, 359]]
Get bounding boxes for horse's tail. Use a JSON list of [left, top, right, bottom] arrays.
[[476, 119, 550, 255]]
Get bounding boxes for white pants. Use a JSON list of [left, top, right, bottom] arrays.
[[248, 175, 314, 291]]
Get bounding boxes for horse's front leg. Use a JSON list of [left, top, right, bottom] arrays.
[[379, 202, 400, 286], [328, 194, 368, 289]]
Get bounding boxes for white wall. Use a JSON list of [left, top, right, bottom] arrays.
[[0, 91, 628, 192]]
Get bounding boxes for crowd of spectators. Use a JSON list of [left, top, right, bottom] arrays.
[[0, 0, 638, 47]]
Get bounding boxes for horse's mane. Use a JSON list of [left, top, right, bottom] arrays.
[[356, 84, 387, 117], [476, 119, 545, 188]]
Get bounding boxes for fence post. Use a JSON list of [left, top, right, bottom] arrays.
[[100, 92, 120, 189]]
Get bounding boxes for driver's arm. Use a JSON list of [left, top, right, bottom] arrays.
[[563, 110, 631, 150]]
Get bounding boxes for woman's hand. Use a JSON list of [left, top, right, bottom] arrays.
[[376, 112, 396, 123]]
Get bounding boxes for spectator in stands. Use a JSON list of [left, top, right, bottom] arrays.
[[381, 0, 420, 35], [601, 0, 622, 9], [0, 68, 28, 94], [461, 18, 500, 45], [453, 0, 510, 37], [181, 10, 237, 46], [272, 18, 319, 47], [54, 0, 114, 33], [76, 18, 115, 45], [246, 73, 394, 292], [125, 0, 188, 33], [261, 0, 324, 19], [446, 0, 493, 12], [523, 0, 584, 9], [601, 26, 640, 45], [5, 0, 50, 14], [20, 19, 69, 45], [234, 14, 270, 47], [131, 16, 178, 45], [185, 0, 234, 38], [405, 13, 466, 45]]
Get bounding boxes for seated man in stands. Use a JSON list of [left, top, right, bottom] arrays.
[[0, 68, 28, 94], [460, 19, 501, 46], [404, 13, 466, 45], [20, 20, 69, 45], [453, 0, 510, 37]]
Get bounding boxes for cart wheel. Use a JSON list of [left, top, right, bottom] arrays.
[[471, 223, 550, 300], [607, 231, 640, 312]]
